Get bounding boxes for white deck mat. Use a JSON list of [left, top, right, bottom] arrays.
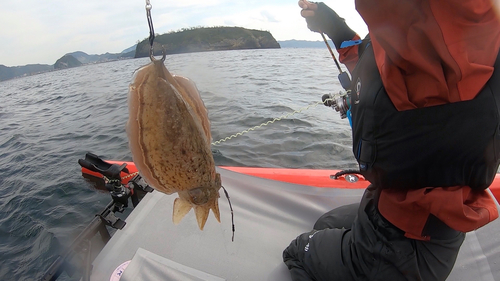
[[91, 168, 500, 281]]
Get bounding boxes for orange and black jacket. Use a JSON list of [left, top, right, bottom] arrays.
[[320, 0, 500, 239]]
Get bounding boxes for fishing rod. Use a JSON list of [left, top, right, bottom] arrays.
[[320, 32, 342, 73], [319, 31, 351, 91]]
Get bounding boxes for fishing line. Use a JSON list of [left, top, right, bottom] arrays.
[[121, 172, 140, 181], [211, 34, 348, 145], [145, 0, 155, 57], [211, 97, 335, 146]]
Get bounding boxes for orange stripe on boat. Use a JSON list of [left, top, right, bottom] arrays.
[[81, 161, 500, 204]]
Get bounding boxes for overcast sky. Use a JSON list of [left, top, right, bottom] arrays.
[[0, 0, 368, 67]]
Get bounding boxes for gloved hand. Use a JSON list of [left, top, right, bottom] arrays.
[[298, 0, 322, 33], [298, 0, 356, 49]]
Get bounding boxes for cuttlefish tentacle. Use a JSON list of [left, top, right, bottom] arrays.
[[173, 197, 193, 225], [211, 197, 221, 223], [174, 186, 221, 230]]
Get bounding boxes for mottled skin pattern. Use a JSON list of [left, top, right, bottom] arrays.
[[127, 56, 221, 230]]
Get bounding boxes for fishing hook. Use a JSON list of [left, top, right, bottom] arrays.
[[145, 0, 155, 58]]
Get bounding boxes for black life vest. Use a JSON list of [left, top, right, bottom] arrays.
[[349, 43, 500, 190]]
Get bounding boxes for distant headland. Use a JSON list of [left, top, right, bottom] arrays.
[[134, 26, 280, 58], [0, 26, 333, 82]]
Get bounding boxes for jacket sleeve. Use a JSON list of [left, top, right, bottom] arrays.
[[337, 34, 361, 73]]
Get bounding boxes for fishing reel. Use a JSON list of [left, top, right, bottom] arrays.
[[316, 31, 355, 120], [322, 90, 351, 119]]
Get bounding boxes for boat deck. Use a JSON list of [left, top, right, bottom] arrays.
[[90, 168, 500, 280]]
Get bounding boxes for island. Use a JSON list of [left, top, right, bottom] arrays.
[[54, 54, 83, 69], [134, 26, 281, 58]]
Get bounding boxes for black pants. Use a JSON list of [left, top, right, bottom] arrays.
[[283, 186, 465, 281]]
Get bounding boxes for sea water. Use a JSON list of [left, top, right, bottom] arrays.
[[0, 48, 354, 280]]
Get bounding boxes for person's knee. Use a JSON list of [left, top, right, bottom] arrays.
[[313, 203, 359, 230], [283, 230, 317, 264], [283, 230, 319, 279], [284, 228, 354, 280]]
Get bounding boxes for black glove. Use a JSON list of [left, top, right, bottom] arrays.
[[305, 2, 357, 49]]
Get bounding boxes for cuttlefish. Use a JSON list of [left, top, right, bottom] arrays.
[[127, 53, 221, 230]]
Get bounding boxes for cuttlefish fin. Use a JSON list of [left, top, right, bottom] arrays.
[[173, 197, 192, 225], [173, 75, 212, 143]]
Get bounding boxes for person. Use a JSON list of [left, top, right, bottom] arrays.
[[283, 1, 500, 280]]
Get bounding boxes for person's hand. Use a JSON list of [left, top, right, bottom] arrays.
[[298, 1, 357, 50], [299, 0, 318, 17], [298, 0, 321, 33]]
